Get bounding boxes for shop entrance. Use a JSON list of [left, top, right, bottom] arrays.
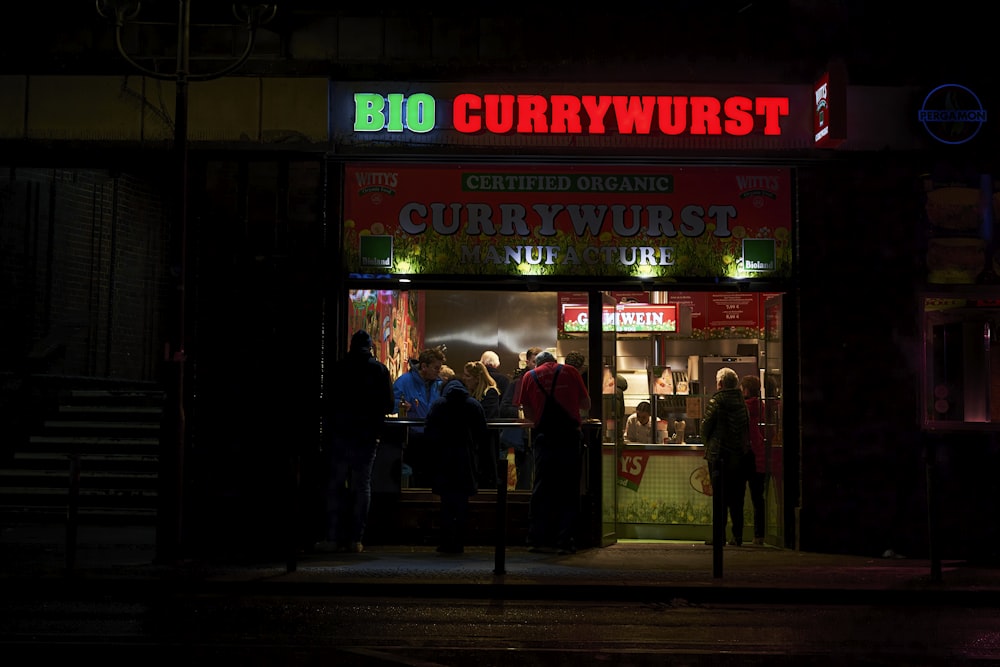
[[348, 287, 784, 548]]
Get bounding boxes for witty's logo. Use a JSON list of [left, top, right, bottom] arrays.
[[918, 84, 987, 145], [359, 235, 393, 269], [617, 454, 649, 491], [736, 174, 779, 208], [355, 171, 399, 203]]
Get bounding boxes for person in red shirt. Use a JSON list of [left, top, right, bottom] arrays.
[[517, 350, 591, 554]]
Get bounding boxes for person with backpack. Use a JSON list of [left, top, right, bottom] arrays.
[[517, 350, 591, 554]]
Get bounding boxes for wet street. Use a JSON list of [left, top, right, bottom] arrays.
[[3, 590, 1000, 665]]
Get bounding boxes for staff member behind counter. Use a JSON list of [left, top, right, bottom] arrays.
[[624, 401, 653, 443]]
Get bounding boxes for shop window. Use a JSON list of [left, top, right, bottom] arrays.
[[922, 291, 1000, 430]]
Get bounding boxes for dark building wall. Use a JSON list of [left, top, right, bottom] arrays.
[[186, 158, 326, 555], [797, 156, 930, 557], [0, 167, 169, 380]]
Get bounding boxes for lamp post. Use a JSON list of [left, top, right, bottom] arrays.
[[97, 0, 276, 562]]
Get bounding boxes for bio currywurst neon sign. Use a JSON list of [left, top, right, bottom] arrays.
[[354, 92, 790, 137]]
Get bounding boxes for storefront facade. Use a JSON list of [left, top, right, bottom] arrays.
[[3, 54, 997, 559], [328, 81, 811, 548]]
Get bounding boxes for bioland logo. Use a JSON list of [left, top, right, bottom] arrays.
[[918, 84, 987, 145], [359, 235, 393, 269], [743, 239, 776, 272]]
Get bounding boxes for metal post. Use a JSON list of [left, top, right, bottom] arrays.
[[925, 434, 941, 583], [712, 463, 724, 578], [96, 0, 276, 564], [162, 0, 191, 566], [493, 430, 507, 575]]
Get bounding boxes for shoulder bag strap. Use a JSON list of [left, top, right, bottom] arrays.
[[530, 365, 562, 399]]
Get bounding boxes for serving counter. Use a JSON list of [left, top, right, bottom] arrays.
[[606, 441, 716, 540]]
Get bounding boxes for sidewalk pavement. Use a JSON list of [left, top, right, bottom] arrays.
[[2, 523, 999, 605]]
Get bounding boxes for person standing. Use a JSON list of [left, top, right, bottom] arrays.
[[741, 374, 767, 545], [424, 378, 491, 554], [624, 401, 653, 443], [462, 360, 501, 419], [702, 367, 752, 547], [462, 360, 503, 488], [518, 350, 591, 554], [325, 329, 394, 553], [480, 350, 511, 397], [393, 346, 447, 487], [499, 346, 543, 491]]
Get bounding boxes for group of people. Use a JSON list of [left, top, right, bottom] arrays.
[[325, 335, 592, 556], [323, 332, 774, 555], [701, 367, 769, 547]]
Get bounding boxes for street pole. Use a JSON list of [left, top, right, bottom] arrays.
[[97, 0, 276, 562]]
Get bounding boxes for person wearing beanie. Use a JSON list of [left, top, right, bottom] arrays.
[[324, 329, 394, 553], [424, 377, 492, 554], [518, 350, 591, 554]]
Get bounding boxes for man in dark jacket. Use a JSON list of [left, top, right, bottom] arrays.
[[424, 378, 492, 553], [702, 366, 752, 547], [325, 329, 394, 553]]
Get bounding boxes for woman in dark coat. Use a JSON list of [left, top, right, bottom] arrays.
[[424, 379, 493, 553]]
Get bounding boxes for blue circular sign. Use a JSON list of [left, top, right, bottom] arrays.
[[918, 84, 988, 145]]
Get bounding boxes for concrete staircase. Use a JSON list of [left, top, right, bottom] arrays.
[[0, 380, 163, 526]]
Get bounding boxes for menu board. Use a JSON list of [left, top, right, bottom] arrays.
[[705, 293, 758, 327]]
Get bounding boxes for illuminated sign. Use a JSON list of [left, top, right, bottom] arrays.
[[562, 304, 678, 333], [918, 84, 988, 145], [353, 92, 790, 137], [813, 65, 846, 148], [814, 74, 831, 143], [343, 164, 793, 280]]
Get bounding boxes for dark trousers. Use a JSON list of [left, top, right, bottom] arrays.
[[747, 469, 766, 539], [326, 436, 379, 546], [438, 491, 470, 549], [528, 430, 581, 549], [712, 454, 750, 544]]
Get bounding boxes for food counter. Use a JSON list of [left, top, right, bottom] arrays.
[[604, 441, 715, 539]]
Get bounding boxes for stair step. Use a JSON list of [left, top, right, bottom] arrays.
[[0, 472, 159, 486], [42, 420, 160, 429], [57, 405, 162, 417], [30, 435, 159, 446], [0, 506, 158, 524], [15, 452, 158, 464], [2, 378, 163, 525]]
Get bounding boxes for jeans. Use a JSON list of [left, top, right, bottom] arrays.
[[327, 435, 379, 545]]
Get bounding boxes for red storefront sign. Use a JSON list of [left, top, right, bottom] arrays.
[[563, 304, 678, 333], [343, 163, 792, 279]]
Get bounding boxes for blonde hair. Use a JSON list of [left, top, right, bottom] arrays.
[[716, 367, 740, 389], [480, 350, 500, 369], [463, 360, 498, 400], [439, 365, 456, 382]]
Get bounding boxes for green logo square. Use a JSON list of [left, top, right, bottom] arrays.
[[359, 235, 393, 269], [742, 239, 776, 272]]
